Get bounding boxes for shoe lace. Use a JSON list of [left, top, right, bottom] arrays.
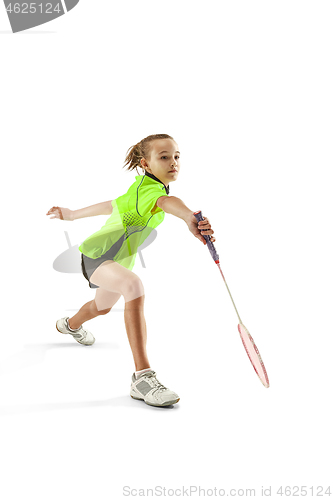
[[145, 371, 167, 392]]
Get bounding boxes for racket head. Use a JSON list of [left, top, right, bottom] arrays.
[[238, 323, 270, 388]]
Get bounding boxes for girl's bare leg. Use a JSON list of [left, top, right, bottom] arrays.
[[124, 295, 150, 371], [68, 287, 122, 330], [89, 260, 150, 371], [68, 300, 111, 330]]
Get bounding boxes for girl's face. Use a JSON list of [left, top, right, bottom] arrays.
[[140, 139, 180, 187]]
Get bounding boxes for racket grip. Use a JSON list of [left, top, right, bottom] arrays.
[[193, 210, 219, 264]]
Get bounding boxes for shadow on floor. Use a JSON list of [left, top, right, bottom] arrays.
[[0, 395, 179, 416], [0, 341, 119, 377]]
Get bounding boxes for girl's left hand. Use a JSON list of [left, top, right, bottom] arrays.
[[186, 214, 216, 245], [46, 206, 74, 221]]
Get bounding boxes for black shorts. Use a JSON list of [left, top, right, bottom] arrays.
[[81, 245, 119, 289]]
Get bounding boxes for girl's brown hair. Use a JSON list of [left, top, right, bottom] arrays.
[[123, 134, 175, 175]]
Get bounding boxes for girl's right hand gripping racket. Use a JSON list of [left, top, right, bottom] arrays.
[[193, 210, 270, 388]]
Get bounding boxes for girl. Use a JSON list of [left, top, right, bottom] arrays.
[[46, 133, 216, 407]]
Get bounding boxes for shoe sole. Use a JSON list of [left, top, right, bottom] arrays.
[[56, 322, 95, 346], [131, 394, 180, 407]]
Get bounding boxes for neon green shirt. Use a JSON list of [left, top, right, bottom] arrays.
[[78, 172, 170, 271]]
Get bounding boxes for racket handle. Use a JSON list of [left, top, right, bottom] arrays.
[[193, 210, 219, 264]]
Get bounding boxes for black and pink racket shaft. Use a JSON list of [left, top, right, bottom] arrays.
[[193, 210, 270, 388]]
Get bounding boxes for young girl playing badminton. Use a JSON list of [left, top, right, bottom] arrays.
[[46, 134, 216, 407]]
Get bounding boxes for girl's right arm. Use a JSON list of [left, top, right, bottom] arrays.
[[46, 200, 113, 221], [157, 196, 216, 245]]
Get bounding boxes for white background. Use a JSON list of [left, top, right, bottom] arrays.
[[0, 1, 332, 499]]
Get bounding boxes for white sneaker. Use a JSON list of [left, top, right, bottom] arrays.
[[130, 370, 180, 407], [56, 317, 95, 346]]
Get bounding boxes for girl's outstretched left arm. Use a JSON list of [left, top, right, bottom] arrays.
[[71, 200, 113, 220], [46, 200, 113, 221]]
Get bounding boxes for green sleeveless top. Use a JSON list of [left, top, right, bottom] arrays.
[[78, 172, 170, 271]]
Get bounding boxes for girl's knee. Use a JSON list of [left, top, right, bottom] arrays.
[[123, 277, 145, 302]]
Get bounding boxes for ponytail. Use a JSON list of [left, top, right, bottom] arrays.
[[123, 133, 174, 175]]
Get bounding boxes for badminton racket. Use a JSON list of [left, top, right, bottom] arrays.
[[193, 210, 270, 388]]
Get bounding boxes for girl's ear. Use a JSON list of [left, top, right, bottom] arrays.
[[141, 159, 149, 171]]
